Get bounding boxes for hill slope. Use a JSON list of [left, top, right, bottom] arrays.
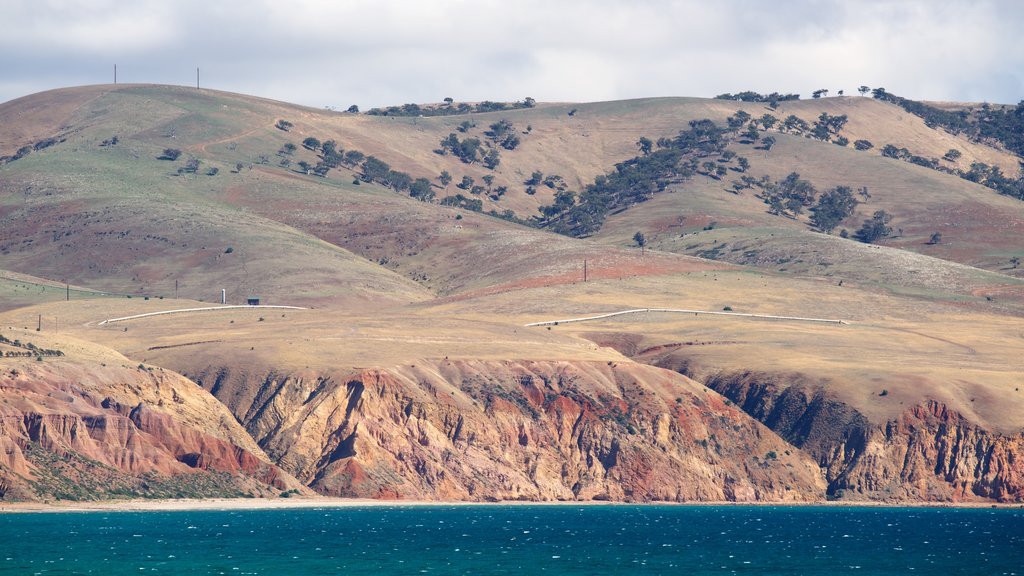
[[2, 84, 1024, 503]]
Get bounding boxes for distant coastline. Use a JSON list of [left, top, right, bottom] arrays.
[[2, 497, 1021, 514]]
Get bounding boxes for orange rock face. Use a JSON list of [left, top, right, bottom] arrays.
[[191, 360, 826, 502], [702, 371, 1024, 503], [0, 362, 303, 501]]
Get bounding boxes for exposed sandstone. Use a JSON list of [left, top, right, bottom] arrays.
[[0, 361, 305, 501], [190, 360, 826, 502], [700, 370, 1024, 502]]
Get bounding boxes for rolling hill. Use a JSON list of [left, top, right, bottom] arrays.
[[1, 84, 1023, 503]]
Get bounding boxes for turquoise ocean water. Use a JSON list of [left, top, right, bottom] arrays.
[[0, 505, 1021, 575]]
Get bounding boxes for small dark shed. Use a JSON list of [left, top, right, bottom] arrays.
[[247, 297, 260, 306]]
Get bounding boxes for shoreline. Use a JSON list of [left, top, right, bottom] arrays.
[[2, 497, 1022, 514]]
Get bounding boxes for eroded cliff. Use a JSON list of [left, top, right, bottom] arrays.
[[697, 370, 1024, 502], [0, 361, 304, 501], [189, 359, 826, 502]]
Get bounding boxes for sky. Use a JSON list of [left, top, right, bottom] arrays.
[[2, 0, 1022, 108]]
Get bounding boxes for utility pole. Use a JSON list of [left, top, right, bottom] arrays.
[[197, 67, 200, 90], [175, 279, 179, 299], [66, 283, 69, 301], [37, 314, 41, 332], [584, 259, 588, 282], [114, 64, 117, 84]]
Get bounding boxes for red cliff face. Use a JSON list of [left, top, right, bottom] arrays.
[[700, 370, 1024, 503], [191, 360, 826, 502], [0, 362, 304, 501]]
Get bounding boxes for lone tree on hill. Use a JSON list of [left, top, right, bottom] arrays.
[[633, 231, 647, 254], [159, 148, 182, 161], [858, 85, 871, 96]]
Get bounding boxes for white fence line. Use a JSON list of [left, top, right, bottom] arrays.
[[98, 305, 307, 325], [525, 308, 847, 327]]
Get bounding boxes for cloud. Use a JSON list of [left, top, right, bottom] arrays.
[[1, 0, 1022, 107]]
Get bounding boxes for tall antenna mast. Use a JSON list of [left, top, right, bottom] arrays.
[[114, 64, 117, 84], [197, 67, 200, 89]]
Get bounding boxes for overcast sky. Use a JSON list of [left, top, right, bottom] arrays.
[[2, 0, 1022, 108]]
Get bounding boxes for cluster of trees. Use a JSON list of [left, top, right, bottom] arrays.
[[738, 173, 862, 235], [0, 335, 64, 357], [436, 133, 501, 168], [715, 91, 800, 104], [811, 113, 848, 141], [366, 97, 536, 117], [537, 119, 729, 236], [875, 137, 1024, 200], [0, 145, 34, 164], [853, 210, 893, 243], [869, 89, 1024, 200], [484, 120, 521, 150], [439, 193, 483, 211]]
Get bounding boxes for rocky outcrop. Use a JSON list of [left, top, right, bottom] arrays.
[[191, 360, 826, 502], [0, 362, 305, 501], [701, 370, 1024, 502]]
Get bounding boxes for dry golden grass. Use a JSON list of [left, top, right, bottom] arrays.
[[3, 84, 1024, 444]]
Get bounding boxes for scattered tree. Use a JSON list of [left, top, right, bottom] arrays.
[[743, 124, 760, 142], [275, 119, 293, 131], [858, 85, 871, 96], [343, 150, 365, 166], [927, 232, 942, 245], [943, 149, 962, 162], [810, 185, 858, 233], [439, 170, 452, 189], [637, 137, 653, 155], [633, 231, 647, 253], [302, 137, 321, 150], [409, 178, 435, 202], [854, 210, 893, 243], [482, 148, 501, 169], [457, 175, 474, 190], [854, 139, 874, 151], [159, 148, 182, 161]]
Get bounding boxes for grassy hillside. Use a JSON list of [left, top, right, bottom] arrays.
[[3, 84, 1024, 502]]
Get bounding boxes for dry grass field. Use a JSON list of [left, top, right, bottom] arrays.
[[2, 84, 1024, 502]]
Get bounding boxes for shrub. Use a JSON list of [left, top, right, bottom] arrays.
[[160, 148, 182, 161]]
